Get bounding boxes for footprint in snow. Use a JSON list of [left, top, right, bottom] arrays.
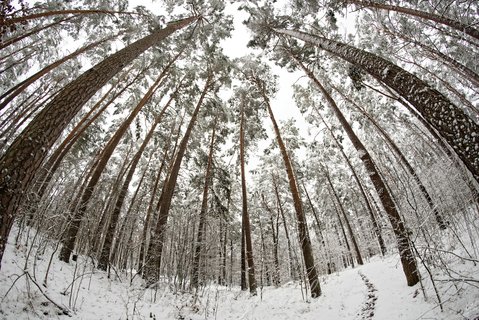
[[357, 271, 378, 320]]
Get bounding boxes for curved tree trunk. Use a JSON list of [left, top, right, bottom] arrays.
[[331, 84, 448, 229], [97, 78, 183, 271], [0, 16, 74, 51], [346, 0, 479, 40], [143, 75, 212, 285], [97, 120, 159, 271], [255, 79, 321, 298], [272, 174, 296, 279], [137, 153, 165, 274], [191, 118, 217, 289], [293, 57, 420, 286], [326, 178, 355, 268], [138, 111, 184, 274], [381, 27, 479, 89], [0, 16, 197, 268], [4, 8, 146, 26], [112, 162, 149, 267], [0, 33, 119, 110], [90, 152, 131, 256], [324, 168, 364, 266], [239, 92, 258, 295], [403, 61, 478, 116], [276, 29, 479, 183], [58, 54, 181, 263], [29, 67, 143, 222], [317, 113, 387, 254]]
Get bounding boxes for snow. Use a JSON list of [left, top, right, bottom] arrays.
[[1, 228, 478, 320]]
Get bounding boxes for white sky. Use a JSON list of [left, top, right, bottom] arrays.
[[126, 0, 316, 173], [129, 0, 313, 132]]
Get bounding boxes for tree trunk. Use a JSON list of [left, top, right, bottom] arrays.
[[301, 183, 324, 244], [294, 58, 420, 286], [90, 157, 130, 255], [256, 78, 321, 298], [143, 75, 212, 285], [58, 55, 179, 263], [138, 149, 168, 274], [0, 16, 74, 51], [346, 0, 479, 40], [141, 111, 185, 276], [324, 169, 364, 266], [0, 16, 197, 268], [112, 160, 149, 266], [26, 69, 139, 223], [317, 113, 387, 254], [98, 78, 184, 270], [258, 217, 271, 286], [97, 119, 159, 271], [278, 30, 479, 183], [0, 33, 119, 110], [221, 219, 228, 285], [191, 118, 217, 289], [239, 92, 258, 295], [400, 60, 478, 116], [4, 8, 147, 26], [261, 193, 281, 286], [331, 84, 448, 229], [240, 223, 247, 290], [273, 175, 296, 280], [327, 182, 355, 268]]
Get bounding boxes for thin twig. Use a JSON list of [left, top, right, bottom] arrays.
[[2, 272, 27, 301], [25, 271, 72, 316]]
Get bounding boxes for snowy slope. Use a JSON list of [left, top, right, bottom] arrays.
[[1, 229, 478, 320]]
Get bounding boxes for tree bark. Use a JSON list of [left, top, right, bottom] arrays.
[[319, 112, 387, 254], [143, 75, 212, 285], [0, 16, 197, 268], [324, 169, 364, 266], [191, 118, 217, 289], [58, 53, 180, 263], [380, 26, 479, 88], [0, 33, 119, 110], [97, 119, 159, 271], [293, 57, 420, 286], [331, 84, 448, 229], [277, 29, 479, 183], [239, 92, 258, 295], [345, 0, 479, 40], [255, 79, 321, 298]]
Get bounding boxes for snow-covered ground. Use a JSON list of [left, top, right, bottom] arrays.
[[1, 228, 478, 320]]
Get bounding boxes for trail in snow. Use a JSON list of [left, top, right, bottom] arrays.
[[357, 271, 377, 320], [1, 228, 479, 319]]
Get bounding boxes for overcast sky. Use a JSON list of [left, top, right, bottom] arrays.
[[125, 0, 319, 172]]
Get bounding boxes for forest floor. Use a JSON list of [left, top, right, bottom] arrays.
[[1, 228, 478, 320]]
